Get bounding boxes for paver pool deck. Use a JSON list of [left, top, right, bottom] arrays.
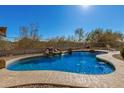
[[0, 50, 124, 88]]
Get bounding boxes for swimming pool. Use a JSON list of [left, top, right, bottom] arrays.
[[7, 51, 115, 74]]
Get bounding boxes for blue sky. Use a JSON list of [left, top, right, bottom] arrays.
[[0, 5, 124, 40]]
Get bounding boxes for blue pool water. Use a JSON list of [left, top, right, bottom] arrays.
[[7, 51, 115, 74]]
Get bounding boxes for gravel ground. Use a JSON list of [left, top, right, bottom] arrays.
[[9, 84, 75, 88]]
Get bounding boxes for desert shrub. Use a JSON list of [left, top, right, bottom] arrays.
[[0, 59, 6, 69], [120, 48, 124, 59]]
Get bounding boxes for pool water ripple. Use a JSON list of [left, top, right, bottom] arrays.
[[7, 51, 115, 74]]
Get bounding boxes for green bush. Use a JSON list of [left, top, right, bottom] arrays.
[[120, 48, 124, 59]]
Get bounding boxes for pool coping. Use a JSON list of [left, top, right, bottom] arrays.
[[1, 50, 124, 88]]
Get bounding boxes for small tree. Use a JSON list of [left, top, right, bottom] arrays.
[[30, 23, 40, 41], [86, 28, 124, 48], [75, 28, 84, 42], [16, 23, 41, 49]]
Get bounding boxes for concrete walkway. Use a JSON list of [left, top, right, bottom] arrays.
[[0, 51, 124, 88]]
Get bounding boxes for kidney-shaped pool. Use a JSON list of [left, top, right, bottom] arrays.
[[7, 51, 115, 74]]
